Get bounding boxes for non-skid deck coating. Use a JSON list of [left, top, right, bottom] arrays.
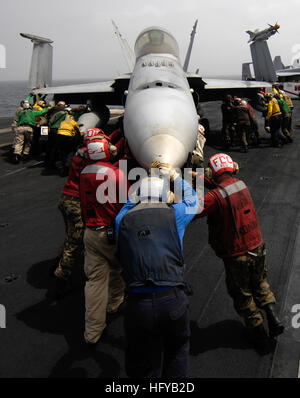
[[0, 101, 299, 378]]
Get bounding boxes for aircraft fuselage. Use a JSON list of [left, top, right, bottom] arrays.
[[124, 27, 198, 169]]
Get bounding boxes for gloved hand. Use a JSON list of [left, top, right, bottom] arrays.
[[204, 167, 213, 180], [108, 143, 118, 157], [265, 126, 271, 133], [264, 119, 270, 133], [150, 160, 180, 182], [233, 161, 239, 174]]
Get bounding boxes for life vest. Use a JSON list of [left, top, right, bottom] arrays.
[[266, 98, 281, 120], [207, 176, 263, 257], [57, 119, 79, 137], [49, 110, 66, 129], [80, 162, 124, 227], [282, 94, 294, 110], [117, 203, 185, 288]]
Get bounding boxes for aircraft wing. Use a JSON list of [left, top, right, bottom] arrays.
[[32, 75, 131, 105], [187, 74, 272, 102], [276, 68, 300, 77], [33, 73, 271, 105]]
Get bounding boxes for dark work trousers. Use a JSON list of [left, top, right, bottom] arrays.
[[44, 128, 58, 170], [236, 122, 250, 149], [124, 286, 190, 378], [288, 110, 293, 133], [31, 126, 41, 156], [53, 134, 77, 173], [269, 115, 284, 146]]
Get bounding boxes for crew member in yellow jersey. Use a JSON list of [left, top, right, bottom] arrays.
[[264, 93, 285, 147], [272, 83, 283, 99], [54, 108, 83, 176]]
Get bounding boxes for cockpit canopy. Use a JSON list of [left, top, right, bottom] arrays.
[[134, 27, 179, 59]]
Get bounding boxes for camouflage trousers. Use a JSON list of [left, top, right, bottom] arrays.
[[55, 195, 85, 280], [222, 122, 235, 145], [236, 122, 250, 149], [191, 129, 206, 170], [282, 113, 292, 137], [222, 244, 276, 328], [13, 125, 34, 155]]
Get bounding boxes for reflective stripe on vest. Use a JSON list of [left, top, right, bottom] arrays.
[[219, 181, 246, 198], [81, 164, 108, 174]]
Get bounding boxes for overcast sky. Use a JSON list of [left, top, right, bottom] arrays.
[[0, 0, 299, 82]]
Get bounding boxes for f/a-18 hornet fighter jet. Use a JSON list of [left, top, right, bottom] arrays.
[[21, 24, 270, 168]]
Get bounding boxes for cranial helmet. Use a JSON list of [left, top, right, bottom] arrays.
[[138, 176, 174, 204], [233, 97, 242, 105], [207, 153, 238, 178], [265, 93, 273, 100], [84, 128, 109, 143], [86, 138, 117, 161]]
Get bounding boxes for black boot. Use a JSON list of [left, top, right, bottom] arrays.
[[22, 154, 30, 162], [263, 303, 284, 338], [22, 154, 31, 162], [46, 275, 72, 301], [246, 324, 271, 355], [12, 154, 21, 164]]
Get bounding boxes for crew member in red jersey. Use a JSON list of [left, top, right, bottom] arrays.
[[80, 138, 129, 345], [48, 128, 108, 300], [194, 153, 284, 352]]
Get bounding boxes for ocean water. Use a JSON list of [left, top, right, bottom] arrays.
[[0, 80, 29, 117]]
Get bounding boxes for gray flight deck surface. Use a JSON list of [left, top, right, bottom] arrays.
[[0, 102, 299, 378]]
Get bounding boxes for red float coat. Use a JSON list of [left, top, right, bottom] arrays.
[[196, 173, 263, 258], [61, 147, 88, 198], [80, 160, 129, 227]]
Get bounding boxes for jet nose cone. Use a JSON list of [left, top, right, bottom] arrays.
[[139, 134, 186, 169]]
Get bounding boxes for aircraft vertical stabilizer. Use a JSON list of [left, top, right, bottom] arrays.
[[112, 20, 135, 72], [183, 20, 198, 72], [273, 55, 285, 71], [242, 63, 253, 80], [20, 33, 53, 89], [250, 41, 276, 82]]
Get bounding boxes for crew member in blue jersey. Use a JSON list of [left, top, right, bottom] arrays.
[[116, 161, 199, 378]]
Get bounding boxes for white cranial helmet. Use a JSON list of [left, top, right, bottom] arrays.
[[138, 176, 173, 204]]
